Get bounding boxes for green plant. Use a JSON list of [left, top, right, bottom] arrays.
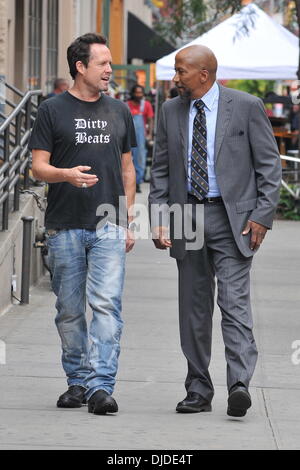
[[225, 80, 275, 98], [277, 186, 300, 220], [153, 0, 242, 44]]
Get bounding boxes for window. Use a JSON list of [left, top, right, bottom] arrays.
[[46, 0, 59, 93], [28, 0, 42, 89]]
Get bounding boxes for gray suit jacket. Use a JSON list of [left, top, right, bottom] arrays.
[[149, 84, 282, 259]]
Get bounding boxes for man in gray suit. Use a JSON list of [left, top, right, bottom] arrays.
[[149, 45, 281, 417]]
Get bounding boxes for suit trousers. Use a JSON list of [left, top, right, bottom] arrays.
[[176, 198, 258, 403]]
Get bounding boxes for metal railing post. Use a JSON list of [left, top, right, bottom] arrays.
[[24, 97, 32, 189], [20, 216, 34, 305], [23, 154, 30, 190], [2, 126, 10, 230], [25, 99, 32, 130], [14, 112, 22, 211]]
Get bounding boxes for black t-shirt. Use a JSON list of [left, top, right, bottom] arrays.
[[29, 92, 136, 229]]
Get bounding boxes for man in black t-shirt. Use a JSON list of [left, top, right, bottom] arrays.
[[29, 33, 136, 415]]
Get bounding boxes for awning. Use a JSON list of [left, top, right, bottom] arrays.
[[156, 4, 299, 80], [127, 12, 175, 63]]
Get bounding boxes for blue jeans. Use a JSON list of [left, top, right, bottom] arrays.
[[132, 114, 146, 184], [47, 223, 126, 400]]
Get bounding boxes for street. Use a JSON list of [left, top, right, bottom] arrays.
[[0, 185, 299, 450]]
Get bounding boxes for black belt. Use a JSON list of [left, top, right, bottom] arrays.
[[188, 194, 223, 204]]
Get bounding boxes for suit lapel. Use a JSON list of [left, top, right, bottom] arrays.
[[215, 85, 233, 163], [176, 86, 232, 173], [178, 99, 190, 175]]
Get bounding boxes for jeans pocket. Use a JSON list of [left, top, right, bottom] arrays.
[[46, 229, 64, 240], [107, 221, 125, 229], [106, 221, 126, 239]]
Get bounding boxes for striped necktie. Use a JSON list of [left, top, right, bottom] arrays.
[[190, 99, 209, 201]]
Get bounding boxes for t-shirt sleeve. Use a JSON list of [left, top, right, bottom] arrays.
[[28, 102, 54, 153], [144, 100, 154, 119], [122, 107, 137, 152]]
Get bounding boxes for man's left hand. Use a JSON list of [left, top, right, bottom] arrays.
[[126, 229, 135, 253], [242, 220, 268, 251]]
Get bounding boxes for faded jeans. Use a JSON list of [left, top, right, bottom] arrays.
[[47, 222, 126, 400], [132, 113, 146, 184]]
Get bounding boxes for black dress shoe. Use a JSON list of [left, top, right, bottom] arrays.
[[136, 184, 142, 193], [176, 392, 212, 413], [88, 390, 118, 415], [227, 383, 251, 417], [57, 385, 87, 408]]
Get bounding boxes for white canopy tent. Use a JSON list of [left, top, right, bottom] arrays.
[[156, 3, 299, 81]]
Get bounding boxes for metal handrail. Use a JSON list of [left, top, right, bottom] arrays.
[[0, 89, 41, 133], [280, 154, 300, 199], [4, 82, 25, 98], [0, 85, 42, 231], [280, 154, 300, 163]]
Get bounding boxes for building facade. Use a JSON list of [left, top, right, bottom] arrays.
[[0, 0, 166, 94], [96, 0, 154, 65], [96, 0, 174, 93], [1, 0, 97, 95]]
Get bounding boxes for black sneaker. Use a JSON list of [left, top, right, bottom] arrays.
[[88, 390, 118, 415], [57, 385, 87, 408]]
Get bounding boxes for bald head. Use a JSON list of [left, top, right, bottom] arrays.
[[176, 45, 218, 78], [173, 45, 218, 99]]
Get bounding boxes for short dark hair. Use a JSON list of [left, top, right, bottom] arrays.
[[130, 84, 145, 99], [67, 33, 107, 79], [169, 87, 178, 98], [53, 78, 68, 89]]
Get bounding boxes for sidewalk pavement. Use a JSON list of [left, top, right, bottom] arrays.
[[0, 183, 300, 450]]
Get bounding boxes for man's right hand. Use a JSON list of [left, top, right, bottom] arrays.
[[65, 166, 99, 188], [152, 226, 172, 250], [31, 150, 99, 186]]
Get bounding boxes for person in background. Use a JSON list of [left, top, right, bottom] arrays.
[[127, 84, 154, 193], [167, 87, 179, 99], [46, 78, 69, 99]]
